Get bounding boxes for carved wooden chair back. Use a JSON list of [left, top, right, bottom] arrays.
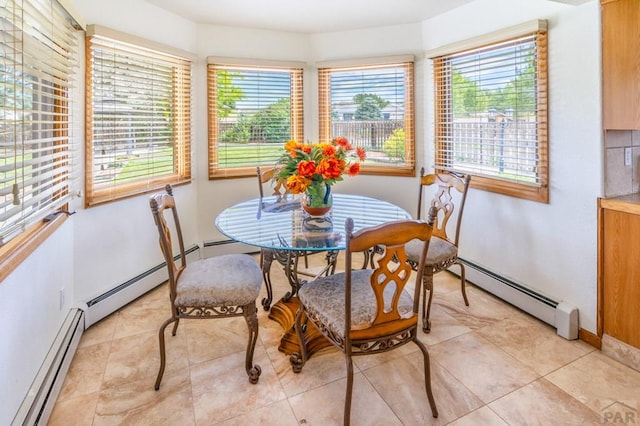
[[417, 167, 471, 246], [257, 166, 288, 201]]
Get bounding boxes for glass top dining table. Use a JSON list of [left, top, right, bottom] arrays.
[[215, 193, 412, 252], [216, 193, 413, 357]]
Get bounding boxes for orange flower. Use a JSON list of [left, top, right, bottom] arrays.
[[333, 137, 352, 151], [348, 162, 361, 176], [297, 160, 316, 178], [320, 143, 337, 157], [286, 175, 311, 194], [317, 157, 342, 179], [276, 136, 365, 198]]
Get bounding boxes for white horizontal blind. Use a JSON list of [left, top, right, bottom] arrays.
[[86, 33, 192, 206], [433, 33, 548, 187], [207, 63, 304, 178], [318, 61, 415, 174], [0, 0, 79, 244]]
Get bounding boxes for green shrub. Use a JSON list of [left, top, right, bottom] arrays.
[[383, 128, 405, 160]]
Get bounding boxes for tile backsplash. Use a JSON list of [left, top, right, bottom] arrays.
[[604, 130, 640, 197]]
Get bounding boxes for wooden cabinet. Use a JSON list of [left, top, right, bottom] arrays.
[[601, 0, 640, 129], [598, 195, 640, 349]]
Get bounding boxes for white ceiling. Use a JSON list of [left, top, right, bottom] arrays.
[[144, 0, 478, 33]]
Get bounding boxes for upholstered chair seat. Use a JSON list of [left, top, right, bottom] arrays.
[[298, 269, 414, 338], [405, 236, 457, 269], [175, 255, 262, 308]]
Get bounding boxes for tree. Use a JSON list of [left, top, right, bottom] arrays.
[[250, 98, 291, 142], [216, 70, 244, 119], [353, 93, 389, 120]]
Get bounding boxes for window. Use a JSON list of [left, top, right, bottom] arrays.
[[318, 57, 415, 176], [85, 26, 192, 206], [207, 58, 304, 179], [0, 0, 79, 246], [431, 23, 548, 202]]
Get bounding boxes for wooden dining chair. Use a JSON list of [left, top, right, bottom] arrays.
[[290, 213, 439, 425], [149, 184, 263, 389], [408, 167, 471, 332]]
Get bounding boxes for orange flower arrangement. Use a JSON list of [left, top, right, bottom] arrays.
[[276, 137, 366, 208]]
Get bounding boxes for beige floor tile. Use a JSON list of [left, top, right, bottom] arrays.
[[191, 346, 286, 424], [112, 304, 170, 341], [288, 372, 403, 426], [546, 351, 640, 414], [48, 392, 99, 426], [217, 399, 299, 426], [447, 406, 508, 426], [182, 315, 257, 365], [102, 329, 189, 388], [433, 286, 518, 331], [476, 314, 594, 375], [366, 353, 482, 424], [352, 340, 418, 371], [78, 314, 118, 348], [57, 341, 111, 401], [489, 378, 603, 425], [417, 307, 473, 346], [271, 345, 350, 397], [94, 367, 193, 425], [429, 332, 539, 403]]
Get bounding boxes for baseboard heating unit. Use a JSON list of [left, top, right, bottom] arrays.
[[459, 258, 578, 340], [84, 245, 200, 327], [12, 308, 84, 426]]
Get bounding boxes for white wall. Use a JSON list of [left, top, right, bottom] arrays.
[[422, 0, 602, 332]]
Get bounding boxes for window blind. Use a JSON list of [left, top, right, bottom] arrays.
[[433, 31, 548, 200], [85, 31, 192, 206], [0, 0, 79, 244], [207, 63, 304, 179], [318, 61, 415, 176]]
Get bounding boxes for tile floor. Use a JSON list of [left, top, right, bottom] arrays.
[[49, 254, 640, 425]]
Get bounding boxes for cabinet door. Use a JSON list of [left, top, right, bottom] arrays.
[[602, 209, 640, 348], [602, 0, 640, 129]]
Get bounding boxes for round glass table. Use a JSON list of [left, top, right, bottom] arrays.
[[215, 193, 412, 356], [215, 193, 411, 252]]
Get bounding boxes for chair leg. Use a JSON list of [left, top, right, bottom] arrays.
[[344, 354, 354, 426], [290, 306, 307, 373], [171, 318, 180, 336], [260, 249, 274, 311], [458, 261, 469, 306], [414, 338, 438, 418], [155, 317, 177, 390], [243, 303, 261, 384], [422, 271, 435, 333]]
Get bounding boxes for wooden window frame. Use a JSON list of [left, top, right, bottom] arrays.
[[430, 23, 549, 203], [207, 58, 304, 179], [85, 26, 193, 207], [318, 57, 416, 177]]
